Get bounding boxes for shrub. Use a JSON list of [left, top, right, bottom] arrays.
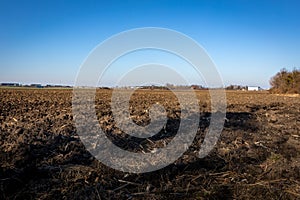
[[269, 68, 300, 94]]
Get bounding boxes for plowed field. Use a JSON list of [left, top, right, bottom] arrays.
[[0, 88, 299, 199]]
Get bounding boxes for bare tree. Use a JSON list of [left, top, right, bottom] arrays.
[[270, 68, 300, 94]]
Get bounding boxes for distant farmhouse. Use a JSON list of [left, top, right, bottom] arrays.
[[247, 86, 262, 91], [225, 85, 263, 91]]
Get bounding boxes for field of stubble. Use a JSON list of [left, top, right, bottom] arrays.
[[0, 88, 299, 199]]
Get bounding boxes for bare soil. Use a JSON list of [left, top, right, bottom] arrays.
[[0, 88, 299, 199]]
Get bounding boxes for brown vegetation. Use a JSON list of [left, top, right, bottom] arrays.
[[0, 88, 299, 199], [270, 68, 300, 94]]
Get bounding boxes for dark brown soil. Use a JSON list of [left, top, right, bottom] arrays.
[[0, 88, 299, 199]]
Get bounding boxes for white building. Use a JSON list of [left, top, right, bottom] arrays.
[[247, 86, 262, 91]]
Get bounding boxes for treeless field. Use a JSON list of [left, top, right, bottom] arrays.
[[0, 88, 299, 199]]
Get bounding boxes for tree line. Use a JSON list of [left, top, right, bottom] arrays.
[[270, 68, 300, 94]]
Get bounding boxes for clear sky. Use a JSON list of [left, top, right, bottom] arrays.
[[1, 0, 300, 88]]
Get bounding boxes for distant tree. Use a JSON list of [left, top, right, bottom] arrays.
[[270, 68, 300, 94], [165, 83, 174, 89], [226, 85, 234, 90], [225, 85, 247, 90]]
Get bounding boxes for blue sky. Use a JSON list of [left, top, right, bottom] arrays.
[[0, 0, 300, 88]]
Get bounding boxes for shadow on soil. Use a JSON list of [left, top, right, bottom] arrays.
[[1, 111, 263, 199]]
